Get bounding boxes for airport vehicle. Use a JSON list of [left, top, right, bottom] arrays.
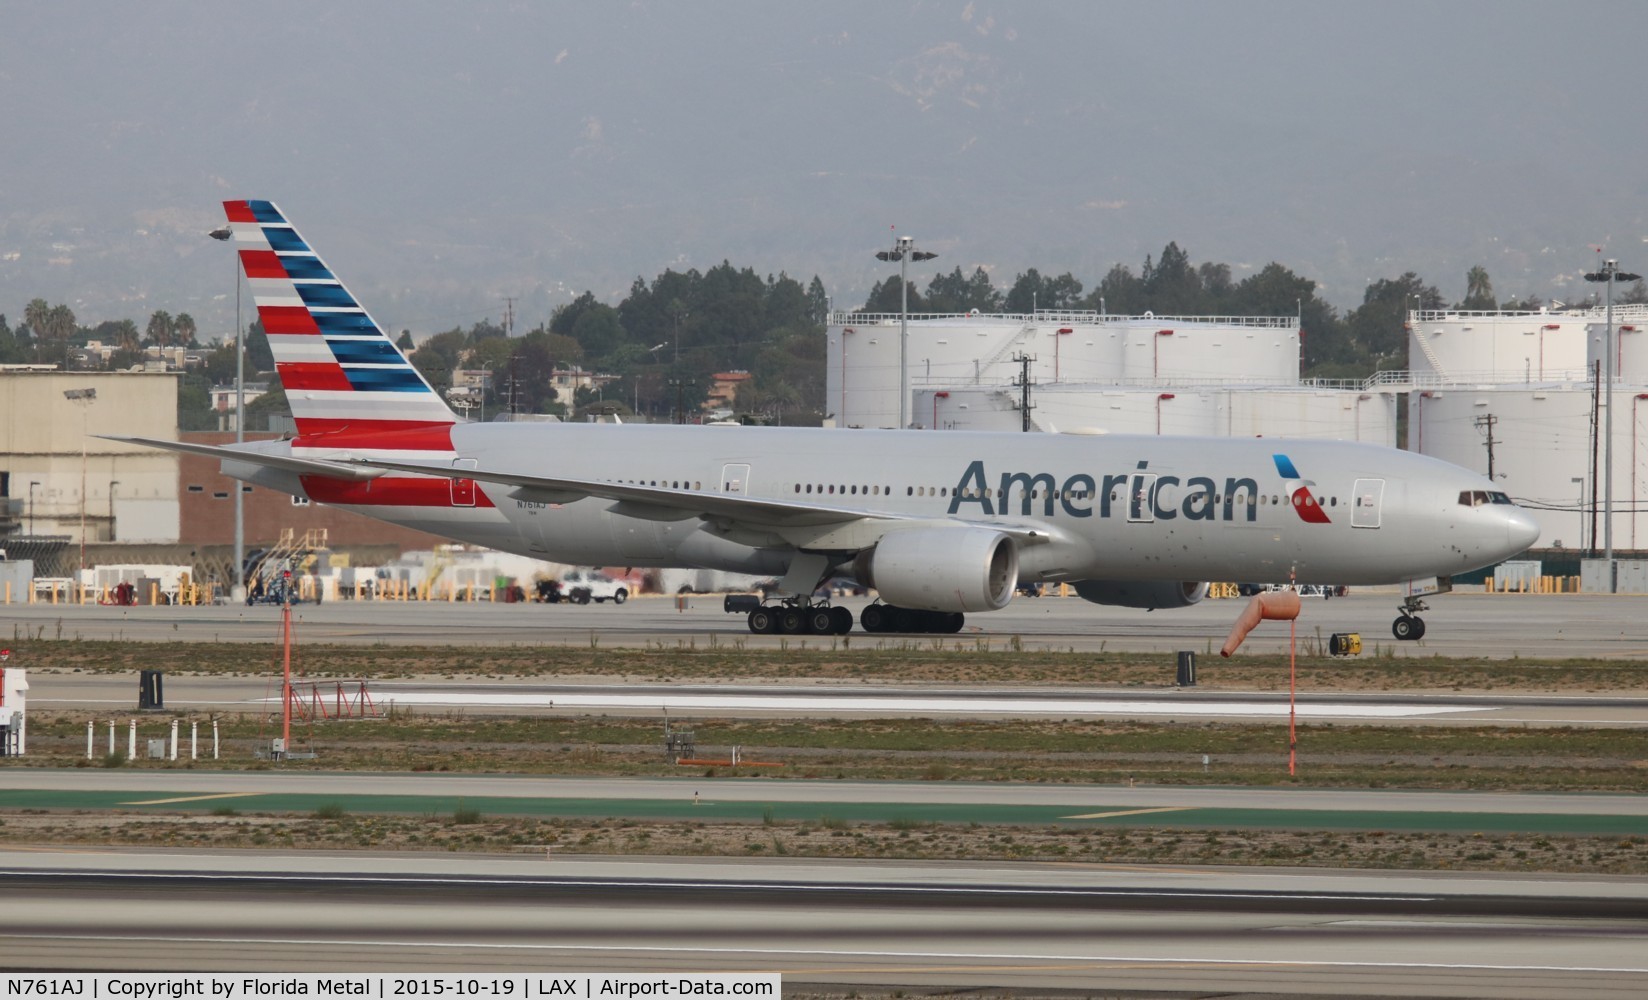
[[117, 200, 1540, 638], [561, 569, 629, 605]]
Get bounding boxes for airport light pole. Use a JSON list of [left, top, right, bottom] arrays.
[[107, 480, 119, 542], [63, 387, 97, 575], [875, 236, 938, 428], [208, 224, 247, 601], [1584, 258, 1642, 589]]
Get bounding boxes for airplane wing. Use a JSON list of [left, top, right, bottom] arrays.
[[353, 456, 893, 526], [350, 457, 1056, 549], [100, 436, 386, 482]]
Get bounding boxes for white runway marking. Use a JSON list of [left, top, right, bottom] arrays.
[[1, 932, 1642, 975], [322, 690, 1491, 719]]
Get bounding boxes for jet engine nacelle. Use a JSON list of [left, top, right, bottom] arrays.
[[1073, 579, 1209, 610], [857, 528, 1019, 612]]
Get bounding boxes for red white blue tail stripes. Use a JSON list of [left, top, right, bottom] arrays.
[[223, 200, 457, 443]]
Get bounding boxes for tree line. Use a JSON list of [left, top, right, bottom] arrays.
[[5, 248, 1646, 429]]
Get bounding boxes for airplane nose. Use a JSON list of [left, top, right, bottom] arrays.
[[1508, 509, 1540, 552]]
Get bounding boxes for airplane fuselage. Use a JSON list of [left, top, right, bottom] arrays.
[[243, 423, 1534, 587]]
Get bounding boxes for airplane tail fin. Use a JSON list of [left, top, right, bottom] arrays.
[[223, 200, 457, 446]]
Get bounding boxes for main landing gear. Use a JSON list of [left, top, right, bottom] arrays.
[[1391, 595, 1429, 641], [859, 603, 965, 635], [746, 599, 853, 636]]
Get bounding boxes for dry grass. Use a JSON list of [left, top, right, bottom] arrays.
[[12, 636, 1648, 692], [2, 810, 1644, 876]]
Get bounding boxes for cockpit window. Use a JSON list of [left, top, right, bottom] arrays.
[[1459, 489, 1516, 507], [1488, 491, 1512, 505]]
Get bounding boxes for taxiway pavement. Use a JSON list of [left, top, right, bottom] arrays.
[[6, 591, 1648, 659]]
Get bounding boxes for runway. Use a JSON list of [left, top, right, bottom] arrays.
[[7, 590, 1648, 659], [2, 849, 1644, 997]]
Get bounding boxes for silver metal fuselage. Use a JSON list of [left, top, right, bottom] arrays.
[[249, 423, 1539, 587]]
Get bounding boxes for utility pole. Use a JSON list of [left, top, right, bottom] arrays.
[[502, 296, 516, 337], [668, 378, 696, 425], [1011, 352, 1035, 432], [504, 357, 522, 416], [1474, 413, 1499, 481]]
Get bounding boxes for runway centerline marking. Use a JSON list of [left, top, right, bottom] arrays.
[[119, 793, 262, 806], [345, 691, 1491, 720], [1062, 806, 1193, 820]]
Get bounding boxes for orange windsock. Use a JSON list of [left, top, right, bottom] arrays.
[[1219, 590, 1302, 657]]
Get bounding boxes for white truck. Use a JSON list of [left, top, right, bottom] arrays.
[[561, 569, 630, 604]]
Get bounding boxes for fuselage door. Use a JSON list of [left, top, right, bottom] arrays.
[[1128, 474, 1158, 523], [1352, 478, 1384, 528], [721, 463, 752, 495], [451, 458, 478, 507]]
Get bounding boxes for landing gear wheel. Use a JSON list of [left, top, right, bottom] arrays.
[[859, 604, 888, 633], [748, 607, 778, 634], [779, 608, 807, 634], [829, 605, 854, 635], [943, 612, 965, 634], [1392, 614, 1424, 641], [1410, 616, 1426, 639], [807, 607, 835, 634]]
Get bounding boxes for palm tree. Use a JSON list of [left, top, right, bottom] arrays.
[[1464, 266, 1496, 310], [45, 304, 76, 345], [145, 310, 174, 348], [23, 298, 49, 340], [111, 319, 141, 352], [173, 312, 197, 347]]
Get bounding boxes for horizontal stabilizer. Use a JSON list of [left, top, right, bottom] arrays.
[[101, 436, 385, 482]]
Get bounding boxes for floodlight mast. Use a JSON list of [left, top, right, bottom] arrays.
[[1584, 258, 1643, 590], [208, 225, 247, 601], [874, 236, 939, 428]]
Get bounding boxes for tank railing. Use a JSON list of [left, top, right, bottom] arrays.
[[907, 367, 1617, 394], [1364, 368, 1598, 389], [830, 310, 1297, 329], [915, 374, 1358, 391], [1411, 304, 1648, 323]]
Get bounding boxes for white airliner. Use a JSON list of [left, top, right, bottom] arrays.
[[119, 200, 1540, 639]]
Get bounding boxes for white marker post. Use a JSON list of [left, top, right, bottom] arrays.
[[107, 720, 114, 755], [127, 719, 136, 760], [169, 719, 178, 760], [212, 719, 219, 760], [86, 721, 93, 760], [191, 721, 198, 760]]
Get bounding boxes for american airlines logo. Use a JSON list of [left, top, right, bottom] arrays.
[[1272, 453, 1331, 524], [946, 453, 1330, 524]]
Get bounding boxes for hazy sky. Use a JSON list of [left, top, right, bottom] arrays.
[[2, 0, 1645, 340]]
